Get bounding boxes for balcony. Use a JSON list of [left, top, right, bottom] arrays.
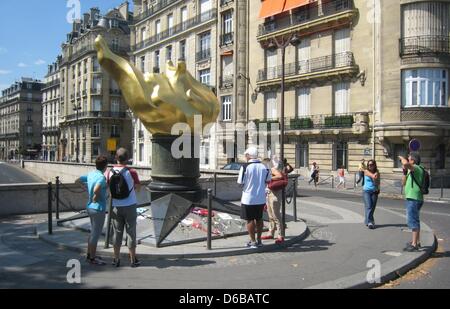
[[399, 35, 450, 58], [220, 0, 234, 7], [253, 112, 369, 134], [131, 9, 217, 52], [110, 89, 122, 95], [133, 0, 181, 24], [42, 79, 60, 90], [220, 75, 234, 89], [257, 0, 355, 41], [65, 111, 128, 122], [42, 126, 60, 134], [257, 52, 357, 86], [401, 107, 450, 123], [220, 32, 234, 47], [196, 49, 211, 62]]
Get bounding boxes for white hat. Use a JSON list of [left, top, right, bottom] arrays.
[[244, 147, 258, 159]]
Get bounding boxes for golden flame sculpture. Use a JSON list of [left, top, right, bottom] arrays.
[[94, 35, 220, 135]]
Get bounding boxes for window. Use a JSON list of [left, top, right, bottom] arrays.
[[199, 69, 211, 85], [223, 10, 233, 34], [200, 141, 210, 165], [222, 55, 233, 80], [436, 144, 446, 169], [154, 50, 160, 70], [92, 143, 100, 156], [334, 82, 350, 114], [297, 88, 310, 117], [155, 20, 161, 38], [297, 38, 310, 73], [222, 96, 232, 121], [179, 40, 186, 60], [111, 19, 119, 28], [139, 143, 144, 162], [334, 142, 348, 170], [393, 144, 408, 168], [199, 32, 211, 53], [266, 49, 278, 79], [166, 45, 172, 62], [265, 92, 278, 119], [200, 0, 212, 21], [402, 69, 448, 107], [167, 14, 174, 35], [92, 77, 102, 92], [180, 7, 188, 30], [92, 98, 102, 112], [111, 125, 120, 137], [112, 38, 119, 51], [92, 57, 100, 72], [140, 56, 146, 72], [92, 124, 100, 137], [295, 143, 309, 168], [111, 99, 120, 113], [402, 2, 450, 38]]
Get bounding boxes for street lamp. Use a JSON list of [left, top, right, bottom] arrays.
[[266, 33, 301, 239], [73, 103, 82, 163]]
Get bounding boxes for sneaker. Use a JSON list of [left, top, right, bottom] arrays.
[[256, 240, 263, 248], [368, 223, 375, 230], [112, 259, 121, 267], [88, 257, 106, 266], [130, 258, 141, 268], [261, 235, 274, 240], [246, 241, 258, 249], [404, 244, 420, 252], [406, 242, 421, 249]]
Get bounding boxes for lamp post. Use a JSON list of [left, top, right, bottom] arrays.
[[73, 104, 81, 163], [266, 33, 300, 239]]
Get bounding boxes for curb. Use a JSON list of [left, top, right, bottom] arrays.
[[36, 221, 309, 259]]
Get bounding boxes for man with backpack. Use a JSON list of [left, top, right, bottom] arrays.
[[399, 152, 429, 252], [107, 148, 141, 267]]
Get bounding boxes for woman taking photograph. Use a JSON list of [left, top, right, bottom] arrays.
[[363, 160, 380, 230]]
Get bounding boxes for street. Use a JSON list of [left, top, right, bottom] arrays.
[[0, 162, 42, 184]]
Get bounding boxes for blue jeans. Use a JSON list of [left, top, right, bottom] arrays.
[[363, 191, 378, 226], [405, 199, 423, 231]]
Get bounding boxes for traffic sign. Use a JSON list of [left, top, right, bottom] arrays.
[[409, 139, 421, 152]]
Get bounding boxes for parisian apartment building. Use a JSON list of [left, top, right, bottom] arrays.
[[243, 0, 450, 179], [0, 78, 43, 160], [58, 2, 133, 163], [130, 0, 218, 168], [42, 58, 61, 162]]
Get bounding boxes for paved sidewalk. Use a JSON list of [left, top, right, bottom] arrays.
[[0, 194, 436, 289]]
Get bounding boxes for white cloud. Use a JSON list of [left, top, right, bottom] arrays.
[[35, 59, 46, 66], [18, 62, 28, 68], [0, 70, 11, 75], [0, 47, 7, 54]]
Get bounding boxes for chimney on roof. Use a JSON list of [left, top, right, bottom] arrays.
[[83, 13, 91, 27]]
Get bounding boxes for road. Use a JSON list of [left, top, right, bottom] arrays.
[[0, 162, 42, 184]]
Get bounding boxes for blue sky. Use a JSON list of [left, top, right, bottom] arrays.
[[0, 0, 133, 91]]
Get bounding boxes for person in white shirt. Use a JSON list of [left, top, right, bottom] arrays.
[[237, 147, 271, 249]]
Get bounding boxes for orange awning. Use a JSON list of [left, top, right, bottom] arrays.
[[259, 0, 286, 19], [283, 0, 310, 12]]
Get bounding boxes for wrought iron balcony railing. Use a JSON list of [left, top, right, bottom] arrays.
[[65, 111, 127, 122], [131, 9, 217, 52], [133, 0, 181, 24], [220, 32, 234, 47], [196, 49, 211, 62], [220, 75, 234, 88], [258, 0, 354, 37], [257, 52, 355, 82], [399, 35, 450, 57], [254, 113, 357, 131]]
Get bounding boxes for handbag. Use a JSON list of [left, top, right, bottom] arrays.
[[268, 173, 288, 191]]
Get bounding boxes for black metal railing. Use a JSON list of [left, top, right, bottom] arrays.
[[65, 111, 127, 122], [196, 49, 211, 62], [254, 113, 356, 130], [258, 0, 354, 37], [220, 32, 234, 46], [221, 0, 234, 6], [257, 52, 355, 82], [62, 44, 128, 65], [90, 88, 102, 95], [133, 0, 181, 24], [42, 79, 60, 89], [110, 89, 122, 95], [42, 126, 60, 133], [131, 9, 217, 51], [399, 35, 450, 57]]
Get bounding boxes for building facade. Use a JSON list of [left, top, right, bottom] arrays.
[[59, 3, 133, 163], [0, 78, 43, 160], [246, 0, 450, 179], [42, 58, 61, 161], [130, 0, 218, 168]]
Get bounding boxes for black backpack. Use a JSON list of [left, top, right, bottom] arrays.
[[409, 166, 430, 195], [109, 167, 133, 200]]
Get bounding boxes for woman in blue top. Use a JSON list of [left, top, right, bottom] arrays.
[[75, 156, 109, 265], [363, 160, 380, 229]]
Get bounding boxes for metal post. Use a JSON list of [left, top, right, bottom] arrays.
[[293, 177, 298, 222], [354, 173, 357, 190], [104, 196, 113, 249], [280, 44, 286, 239], [55, 176, 60, 220], [331, 176, 334, 188], [441, 176, 444, 199], [207, 189, 212, 250], [47, 182, 53, 235], [214, 172, 217, 197]]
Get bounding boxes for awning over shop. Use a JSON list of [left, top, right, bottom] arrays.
[[283, 0, 310, 12], [259, 0, 286, 19]]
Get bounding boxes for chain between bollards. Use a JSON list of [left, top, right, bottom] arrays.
[[47, 182, 53, 235], [207, 189, 212, 250]]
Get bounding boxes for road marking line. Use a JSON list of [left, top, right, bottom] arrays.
[[298, 200, 364, 224]]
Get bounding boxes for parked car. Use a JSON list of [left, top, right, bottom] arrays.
[[221, 162, 245, 171]]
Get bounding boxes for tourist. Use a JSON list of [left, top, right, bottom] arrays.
[[363, 160, 380, 229]]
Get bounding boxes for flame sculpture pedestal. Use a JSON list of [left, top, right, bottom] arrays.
[[147, 135, 203, 247]]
